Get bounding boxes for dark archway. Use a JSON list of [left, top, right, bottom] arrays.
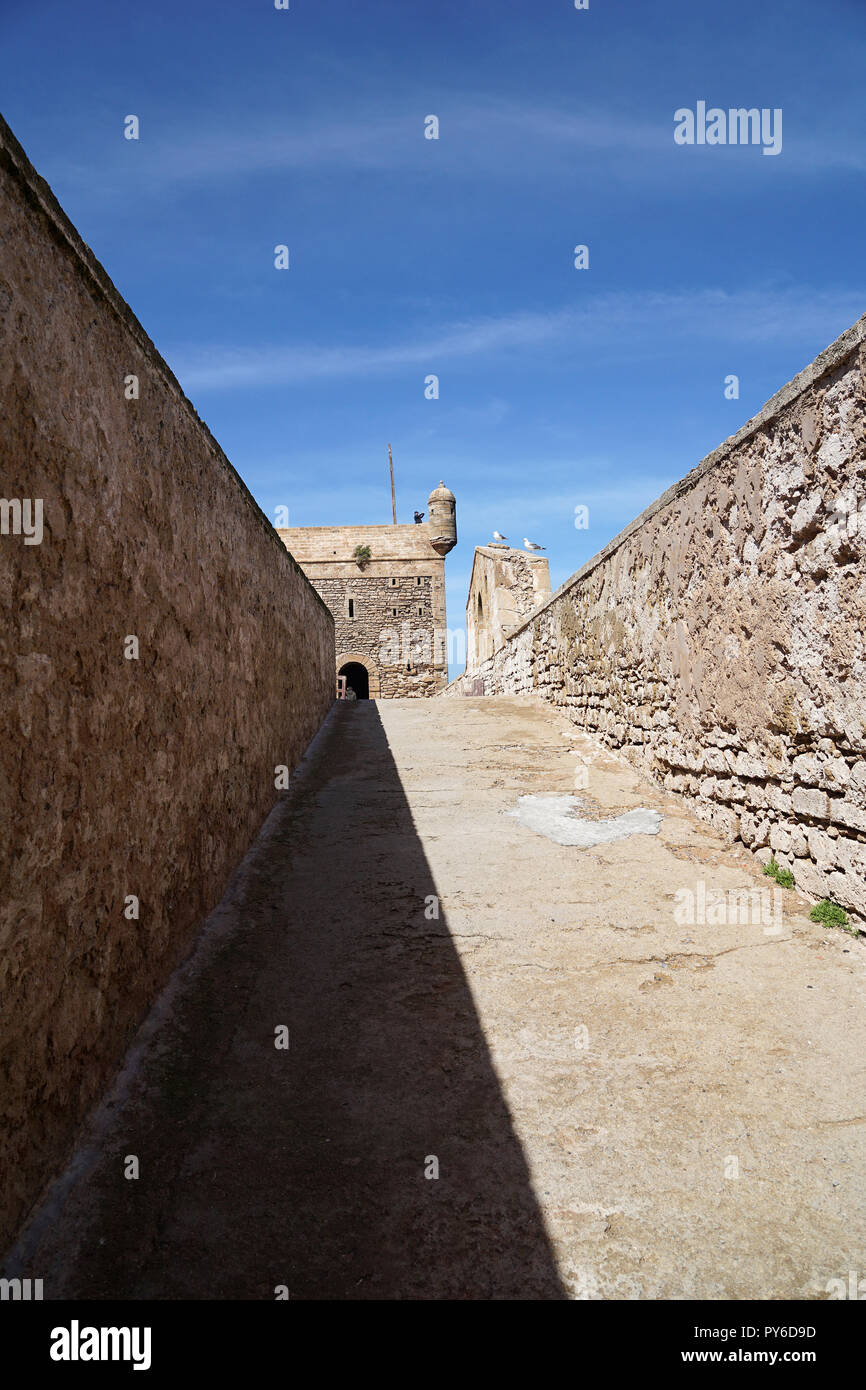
[[339, 661, 370, 700]]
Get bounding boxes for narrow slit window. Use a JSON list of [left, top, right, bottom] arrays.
[[348, 598, 355, 618], [392, 607, 398, 617]]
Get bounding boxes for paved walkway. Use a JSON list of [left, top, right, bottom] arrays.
[[10, 697, 866, 1298]]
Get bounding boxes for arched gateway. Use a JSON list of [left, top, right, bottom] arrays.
[[276, 480, 457, 699], [336, 653, 380, 700]]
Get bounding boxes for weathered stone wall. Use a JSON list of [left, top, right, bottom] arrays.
[[0, 116, 334, 1251], [312, 574, 441, 697], [279, 522, 452, 695], [446, 316, 866, 923], [466, 546, 551, 669]]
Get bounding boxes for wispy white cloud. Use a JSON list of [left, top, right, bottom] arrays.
[[172, 286, 866, 391], [91, 103, 667, 188], [61, 97, 866, 198], [174, 308, 565, 389]]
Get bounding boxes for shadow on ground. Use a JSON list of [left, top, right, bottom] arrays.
[[9, 702, 565, 1299]]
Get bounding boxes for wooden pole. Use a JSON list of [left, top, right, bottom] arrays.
[[388, 443, 397, 524]]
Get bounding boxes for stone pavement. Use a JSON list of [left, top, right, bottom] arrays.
[[8, 697, 866, 1299]]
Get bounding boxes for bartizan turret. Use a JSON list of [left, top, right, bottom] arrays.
[[427, 480, 457, 556]]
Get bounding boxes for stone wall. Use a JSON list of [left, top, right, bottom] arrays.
[[466, 545, 551, 669], [446, 315, 866, 924], [313, 574, 440, 697], [0, 116, 335, 1251], [279, 522, 451, 696]]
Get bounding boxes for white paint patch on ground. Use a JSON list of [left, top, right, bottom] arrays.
[[508, 794, 663, 847]]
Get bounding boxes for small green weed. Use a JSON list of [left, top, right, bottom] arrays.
[[763, 858, 795, 889]]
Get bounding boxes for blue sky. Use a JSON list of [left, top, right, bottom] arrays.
[[3, 0, 865, 675]]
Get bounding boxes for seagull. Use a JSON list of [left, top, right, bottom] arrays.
[[524, 537, 546, 551], [493, 531, 508, 542]]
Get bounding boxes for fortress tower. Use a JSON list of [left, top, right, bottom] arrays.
[[278, 481, 457, 699], [465, 543, 551, 670], [426, 480, 458, 555]]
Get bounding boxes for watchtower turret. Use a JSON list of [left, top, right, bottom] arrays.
[[427, 481, 457, 556]]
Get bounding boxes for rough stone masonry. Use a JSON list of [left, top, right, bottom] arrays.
[[0, 115, 334, 1254], [449, 314, 866, 926], [278, 480, 457, 699]]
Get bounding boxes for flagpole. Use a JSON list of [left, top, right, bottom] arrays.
[[388, 443, 397, 524]]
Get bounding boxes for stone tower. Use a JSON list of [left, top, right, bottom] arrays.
[[427, 481, 457, 555], [277, 481, 458, 698], [465, 544, 551, 670]]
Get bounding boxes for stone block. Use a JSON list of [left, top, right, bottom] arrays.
[[834, 798, 866, 834], [703, 748, 728, 774], [770, 824, 792, 853], [806, 828, 838, 870], [822, 758, 850, 790], [849, 760, 866, 806], [767, 785, 793, 813], [752, 818, 771, 849], [746, 782, 770, 809], [791, 787, 830, 820], [735, 752, 766, 779], [827, 870, 866, 917], [791, 488, 824, 541], [792, 858, 830, 900], [836, 836, 866, 878], [792, 753, 821, 783]]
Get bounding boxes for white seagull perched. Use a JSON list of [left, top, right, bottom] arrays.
[[524, 537, 546, 551], [493, 530, 508, 542]]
